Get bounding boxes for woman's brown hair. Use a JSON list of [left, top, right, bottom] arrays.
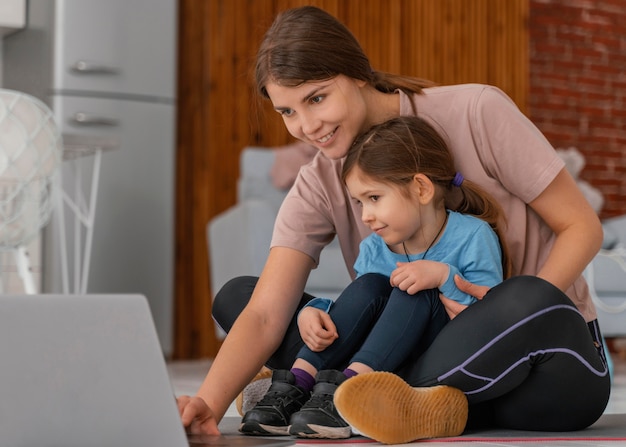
[[255, 6, 435, 100], [342, 116, 512, 278]]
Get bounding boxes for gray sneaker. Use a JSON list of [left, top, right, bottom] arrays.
[[288, 370, 352, 439]]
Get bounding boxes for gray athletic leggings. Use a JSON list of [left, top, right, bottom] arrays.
[[212, 275, 610, 432]]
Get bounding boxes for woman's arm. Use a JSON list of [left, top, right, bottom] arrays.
[[452, 168, 603, 306], [528, 167, 603, 290], [472, 87, 603, 289], [179, 246, 315, 434]]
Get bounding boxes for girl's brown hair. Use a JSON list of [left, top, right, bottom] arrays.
[[255, 6, 435, 100], [342, 116, 511, 278]]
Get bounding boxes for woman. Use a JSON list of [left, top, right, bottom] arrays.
[[177, 5, 610, 442]]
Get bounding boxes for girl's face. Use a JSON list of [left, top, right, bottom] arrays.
[[265, 75, 369, 160], [345, 169, 424, 250]]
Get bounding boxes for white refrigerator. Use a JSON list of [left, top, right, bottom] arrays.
[[3, 0, 178, 355]]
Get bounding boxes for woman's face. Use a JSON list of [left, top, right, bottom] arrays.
[[265, 75, 369, 160]]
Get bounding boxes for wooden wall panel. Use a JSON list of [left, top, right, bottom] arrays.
[[174, 0, 528, 359]]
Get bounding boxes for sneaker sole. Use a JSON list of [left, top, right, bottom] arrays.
[[289, 423, 352, 439], [334, 372, 467, 444], [239, 421, 290, 436], [236, 369, 273, 416]]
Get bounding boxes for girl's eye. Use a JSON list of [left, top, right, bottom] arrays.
[[369, 195, 380, 202], [310, 95, 324, 105], [279, 108, 294, 117]]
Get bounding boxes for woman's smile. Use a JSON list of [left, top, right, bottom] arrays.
[[315, 128, 336, 144]]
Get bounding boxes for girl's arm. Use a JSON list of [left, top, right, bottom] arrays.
[[179, 246, 315, 434]]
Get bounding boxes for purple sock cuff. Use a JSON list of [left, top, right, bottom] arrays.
[[291, 367, 315, 392], [343, 368, 358, 379]]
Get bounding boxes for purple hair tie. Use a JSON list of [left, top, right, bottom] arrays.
[[452, 172, 464, 187]]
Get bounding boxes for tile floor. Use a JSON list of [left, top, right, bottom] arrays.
[[168, 347, 626, 446]]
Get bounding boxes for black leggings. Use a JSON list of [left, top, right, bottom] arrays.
[[212, 275, 611, 432]]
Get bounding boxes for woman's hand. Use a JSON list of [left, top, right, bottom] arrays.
[[441, 275, 491, 319], [390, 260, 448, 295], [177, 395, 221, 435], [454, 274, 491, 299], [297, 306, 338, 352]]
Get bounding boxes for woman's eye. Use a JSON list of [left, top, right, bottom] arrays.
[[280, 109, 294, 117], [310, 95, 323, 104]]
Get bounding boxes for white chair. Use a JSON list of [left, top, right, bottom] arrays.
[[0, 89, 63, 293]]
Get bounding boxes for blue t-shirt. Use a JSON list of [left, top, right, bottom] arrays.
[[304, 210, 503, 312], [354, 210, 503, 305]]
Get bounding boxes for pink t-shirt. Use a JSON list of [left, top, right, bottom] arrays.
[[271, 83, 596, 321]]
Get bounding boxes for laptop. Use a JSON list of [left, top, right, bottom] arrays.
[[0, 294, 293, 447]]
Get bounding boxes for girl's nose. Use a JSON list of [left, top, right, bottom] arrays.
[[361, 208, 374, 223]]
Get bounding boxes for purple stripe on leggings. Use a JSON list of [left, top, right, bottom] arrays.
[[437, 304, 608, 394]]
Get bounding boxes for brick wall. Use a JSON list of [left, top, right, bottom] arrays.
[[529, 0, 626, 218]]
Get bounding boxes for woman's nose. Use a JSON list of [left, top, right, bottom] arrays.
[[300, 112, 321, 136]]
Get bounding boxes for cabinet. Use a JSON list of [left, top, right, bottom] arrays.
[[52, 0, 176, 97]]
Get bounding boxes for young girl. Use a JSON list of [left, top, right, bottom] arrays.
[[239, 116, 509, 439], [178, 6, 610, 443]]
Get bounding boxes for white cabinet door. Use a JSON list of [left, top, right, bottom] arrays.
[[54, 0, 176, 98]]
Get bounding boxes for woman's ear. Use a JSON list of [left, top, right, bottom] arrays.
[[412, 173, 435, 204]]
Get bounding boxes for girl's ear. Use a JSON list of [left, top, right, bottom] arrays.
[[412, 173, 435, 204]]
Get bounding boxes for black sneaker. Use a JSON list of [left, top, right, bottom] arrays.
[[288, 370, 352, 439], [239, 370, 310, 436]]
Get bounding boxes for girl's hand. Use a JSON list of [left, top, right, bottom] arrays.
[[177, 395, 220, 435], [390, 260, 448, 295], [297, 306, 338, 352]]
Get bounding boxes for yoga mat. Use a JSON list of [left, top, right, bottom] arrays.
[[218, 413, 626, 443]]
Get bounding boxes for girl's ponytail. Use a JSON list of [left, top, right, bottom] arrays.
[[447, 179, 512, 278]]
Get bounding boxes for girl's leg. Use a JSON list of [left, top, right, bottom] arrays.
[[296, 273, 393, 370], [212, 275, 313, 369], [400, 275, 611, 431], [297, 274, 449, 374], [349, 287, 449, 371]]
